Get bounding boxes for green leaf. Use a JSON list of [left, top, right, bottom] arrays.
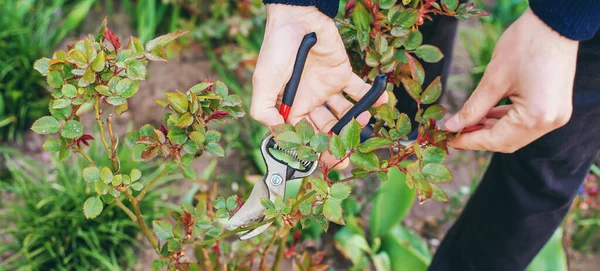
[[396, 8, 418, 28], [94, 180, 109, 195], [34, 58, 51, 76], [421, 77, 442, 104], [176, 112, 194, 128], [366, 51, 381, 67], [313, 216, 329, 232], [382, 225, 431, 271], [83, 166, 100, 183], [205, 142, 224, 157], [328, 134, 346, 160], [214, 81, 228, 98], [78, 67, 95, 87], [126, 60, 146, 80], [295, 118, 314, 143], [83, 197, 104, 219], [153, 220, 174, 241], [309, 177, 328, 197], [31, 116, 60, 134], [370, 166, 416, 238], [168, 130, 188, 145], [190, 82, 213, 93], [167, 239, 183, 252], [324, 198, 344, 225], [352, 2, 372, 32], [526, 228, 568, 271], [421, 163, 452, 183], [430, 183, 448, 202], [100, 167, 113, 184], [106, 96, 127, 106], [297, 146, 318, 161], [272, 123, 294, 134], [47, 71, 63, 88], [396, 113, 412, 136], [95, 85, 111, 96], [261, 198, 275, 209], [422, 104, 446, 121], [330, 183, 351, 200], [130, 168, 142, 182], [182, 165, 197, 180], [214, 197, 226, 209], [379, 0, 395, 9], [112, 174, 123, 186], [422, 146, 445, 164], [358, 138, 393, 153], [310, 132, 330, 153], [405, 29, 423, 50], [145, 30, 188, 51], [52, 98, 71, 109], [442, 0, 458, 11], [274, 131, 302, 150], [43, 138, 62, 152], [166, 92, 189, 113], [61, 120, 83, 139], [375, 33, 388, 54], [391, 27, 410, 37], [61, 84, 77, 98], [401, 78, 422, 101], [91, 51, 105, 72], [416, 45, 444, 63], [340, 119, 361, 150], [58, 148, 72, 162], [189, 131, 205, 146], [352, 168, 369, 179], [299, 200, 312, 215], [131, 182, 144, 191], [350, 151, 380, 171], [115, 78, 140, 98]]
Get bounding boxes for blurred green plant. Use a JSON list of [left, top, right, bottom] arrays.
[[0, 0, 95, 142], [0, 139, 173, 270], [459, 0, 528, 89]]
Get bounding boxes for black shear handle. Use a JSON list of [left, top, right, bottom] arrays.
[[279, 32, 318, 121], [329, 74, 388, 135]]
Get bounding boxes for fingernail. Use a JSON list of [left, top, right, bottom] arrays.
[[445, 115, 461, 132]]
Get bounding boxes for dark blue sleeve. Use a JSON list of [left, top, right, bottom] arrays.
[[530, 0, 600, 41], [263, 0, 339, 18]]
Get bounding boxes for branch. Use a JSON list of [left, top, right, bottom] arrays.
[[94, 96, 112, 154], [124, 191, 159, 251], [114, 197, 137, 222], [107, 114, 120, 172], [136, 166, 168, 201]]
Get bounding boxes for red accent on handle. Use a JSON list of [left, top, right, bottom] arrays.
[[327, 131, 333, 136], [279, 104, 291, 121]]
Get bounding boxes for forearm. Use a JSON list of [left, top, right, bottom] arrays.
[[263, 0, 339, 18], [529, 0, 600, 40]]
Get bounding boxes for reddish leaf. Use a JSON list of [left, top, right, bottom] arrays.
[[104, 28, 121, 50]]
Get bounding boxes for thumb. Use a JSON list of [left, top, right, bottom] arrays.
[[445, 69, 507, 132], [250, 28, 305, 127]]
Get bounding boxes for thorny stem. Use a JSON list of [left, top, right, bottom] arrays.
[[95, 96, 112, 155], [114, 197, 137, 222], [259, 229, 279, 270], [334, 18, 357, 30], [124, 191, 159, 252], [107, 114, 119, 172], [136, 166, 168, 201], [272, 234, 286, 271]]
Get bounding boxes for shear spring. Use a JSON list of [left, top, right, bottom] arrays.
[[273, 143, 312, 167]]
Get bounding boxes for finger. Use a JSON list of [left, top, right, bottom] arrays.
[[449, 109, 541, 153], [486, 105, 512, 119], [250, 29, 304, 127], [445, 68, 507, 132], [327, 94, 372, 127], [320, 152, 350, 169], [308, 105, 338, 132], [342, 73, 388, 106]]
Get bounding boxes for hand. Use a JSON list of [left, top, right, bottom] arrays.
[[250, 5, 387, 166], [445, 8, 578, 153]]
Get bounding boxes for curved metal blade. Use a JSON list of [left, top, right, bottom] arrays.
[[226, 175, 269, 229]]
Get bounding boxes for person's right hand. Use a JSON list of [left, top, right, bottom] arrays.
[[250, 4, 387, 167]]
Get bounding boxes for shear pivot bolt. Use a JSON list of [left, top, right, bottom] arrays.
[[271, 174, 283, 186]]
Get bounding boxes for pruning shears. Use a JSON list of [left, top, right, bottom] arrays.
[[227, 33, 388, 240]]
